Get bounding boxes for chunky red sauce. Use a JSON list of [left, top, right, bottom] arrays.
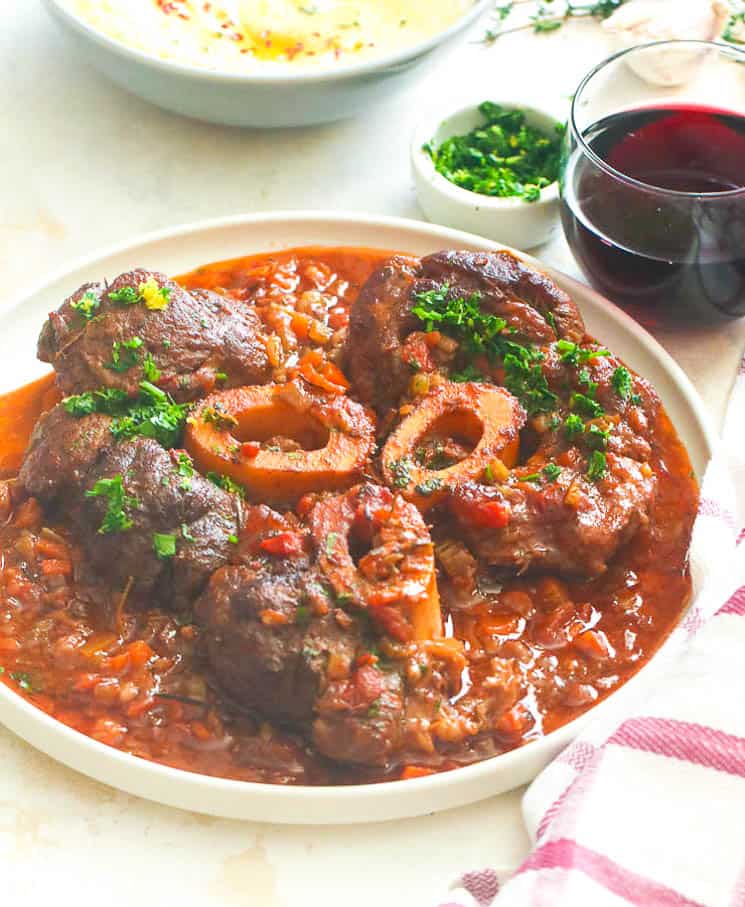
[[0, 247, 698, 785]]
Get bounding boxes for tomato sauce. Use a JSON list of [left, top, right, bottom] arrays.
[[0, 247, 698, 785]]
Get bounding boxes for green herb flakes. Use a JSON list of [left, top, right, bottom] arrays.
[[587, 450, 608, 481], [106, 336, 143, 373], [389, 457, 413, 489], [570, 392, 604, 419], [86, 475, 139, 535], [415, 478, 444, 496], [325, 532, 338, 556], [71, 290, 100, 320], [108, 286, 140, 305], [611, 366, 640, 404], [142, 352, 161, 382], [424, 102, 562, 203], [206, 472, 245, 497], [153, 533, 177, 559], [564, 413, 584, 439]]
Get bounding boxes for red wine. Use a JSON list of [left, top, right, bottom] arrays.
[[561, 105, 745, 318]]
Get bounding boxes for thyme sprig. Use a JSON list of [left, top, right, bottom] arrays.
[[480, 1, 624, 44]]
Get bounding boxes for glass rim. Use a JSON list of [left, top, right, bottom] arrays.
[[569, 39, 745, 200]]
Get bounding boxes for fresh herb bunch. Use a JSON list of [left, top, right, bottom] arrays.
[[63, 381, 190, 448], [482, 0, 626, 42], [423, 102, 563, 203]]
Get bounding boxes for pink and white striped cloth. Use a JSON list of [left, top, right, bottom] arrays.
[[441, 357, 745, 907]]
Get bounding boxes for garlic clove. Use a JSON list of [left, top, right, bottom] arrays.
[[603, 0, 731, 86]]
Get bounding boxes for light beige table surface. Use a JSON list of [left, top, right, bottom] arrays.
[[1, 5, 742, 905]]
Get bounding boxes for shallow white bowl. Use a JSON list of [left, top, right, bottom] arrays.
[[0, 211, 713, 824], [42, 0, 491, 128], [412, 100, 563, 249]]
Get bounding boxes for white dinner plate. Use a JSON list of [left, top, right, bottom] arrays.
[[0, 212, 714, 824]]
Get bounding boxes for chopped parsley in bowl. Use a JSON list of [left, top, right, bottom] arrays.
[[412, 99, 566, 249], [424, 101, 564, 203]]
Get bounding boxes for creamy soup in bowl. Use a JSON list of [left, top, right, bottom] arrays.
[[71, 0, 476, 71]]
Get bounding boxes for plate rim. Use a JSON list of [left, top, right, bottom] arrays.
[[0, 210, 716, 823]]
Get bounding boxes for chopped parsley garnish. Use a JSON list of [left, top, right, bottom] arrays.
[[153, 533, 177, 559], [109, 285, 140, 305], [108, 280, 171, 310], [423, 101, 563, 203], [611, 366, 641, 404], [542, 463, 562, 482], [577, 367, 598, 398], [411, 286, 557, 415], [64, 383, 188, 448], [181, 523, 195, 542], [215, 372, 228, 383], [176, 452, 194, 489], [585, 423, 610, 451], [367, 697, 382, 718], [9, 671, 33, 692], [411, 287, 506, 350], [295, 604, 311, 624], [451, 363, 484, 383], [564, 413, 584, 439], [109, 382, 189, 448], [521, 472, 541, 483], [106, 336, 143, 372], [85, 475, 139, 534], [325, 532, 338, 556], [228, 534, 239, 545], [142, 352, 161, 382], [63, 387, 129, 417], [556, 340, 609, 367], [71, 290, 100, 320], [388, 457, 413, 489], [206, 472, 245, 497], [587, 450, 608, 481], [202, 405, 239, 431], [415, 478, 444, 496], [503, 350, 558, 415], [570, 392, 604, 419]]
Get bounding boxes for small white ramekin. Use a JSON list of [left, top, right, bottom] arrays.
[[411, 100, 563, 250]]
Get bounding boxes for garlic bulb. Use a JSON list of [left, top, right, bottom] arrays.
[[603, 0, 732, 86]]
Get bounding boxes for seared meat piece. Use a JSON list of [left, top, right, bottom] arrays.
[[74, 438, 243, 609], [38, 269, 271, 401], [195, 507, 406, 765], [313, 667, 405, 766], [346, 250, 584, 415], [19, 404, 114, 501], [345, 255, 420, 416], [450, 453, 657, 578], [419, 250, 585, 345], [195, 528, 358, 725]]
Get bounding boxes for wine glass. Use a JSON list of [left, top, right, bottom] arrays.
[[560, 40, 745, 321]]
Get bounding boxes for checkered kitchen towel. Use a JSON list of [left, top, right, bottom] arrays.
[[441, 359, 745, 907]]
